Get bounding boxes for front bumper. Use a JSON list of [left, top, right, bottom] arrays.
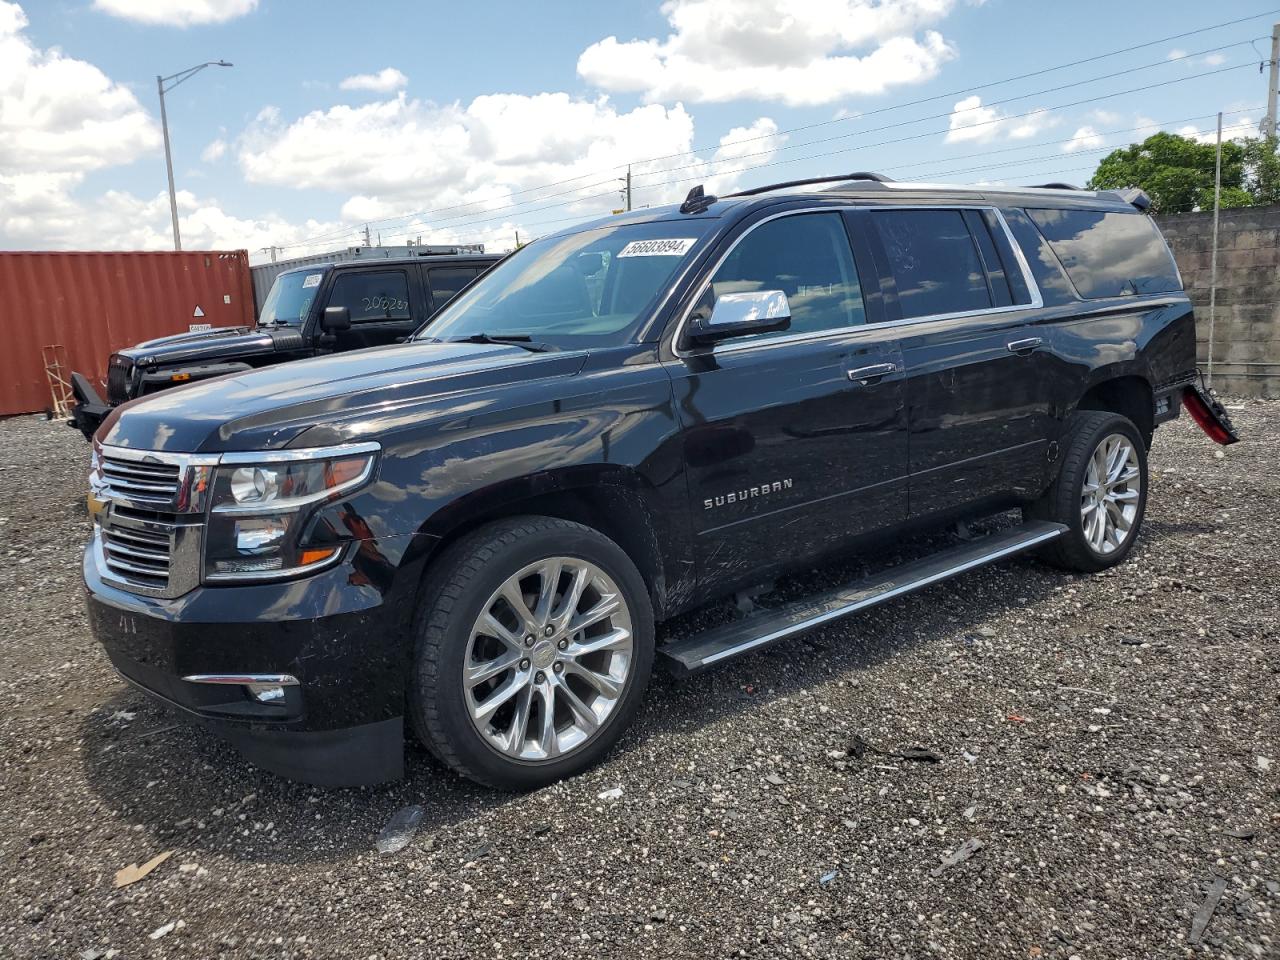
[[84, 538, 425, 786]]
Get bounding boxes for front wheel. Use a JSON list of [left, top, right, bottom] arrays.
[[1028, 410, 1148, 573], [408, 517, 654, 790]]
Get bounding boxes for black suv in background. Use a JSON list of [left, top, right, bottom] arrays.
[[69, 253, 500, 437], [83, 174, 1237, 789]]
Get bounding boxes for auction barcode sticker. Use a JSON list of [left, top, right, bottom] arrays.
[[617, 238, 697, 258]]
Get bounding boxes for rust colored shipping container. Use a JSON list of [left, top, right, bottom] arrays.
[[0, 250, 254, 417]]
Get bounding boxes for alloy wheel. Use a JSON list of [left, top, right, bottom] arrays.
[[1080, 432, 1141, 555], [463, 557, 634, 762]]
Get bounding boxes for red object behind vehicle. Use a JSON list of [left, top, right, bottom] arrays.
[[1183, 383, 1240, 445], [0, 250, 254, 416]]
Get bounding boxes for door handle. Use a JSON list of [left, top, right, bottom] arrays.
[[846, 362, 898, 384], [1007, 337, 1043, 355]]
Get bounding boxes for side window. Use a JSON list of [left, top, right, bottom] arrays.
[[427, 266, 481, 309], [328, 271, 411, 323], [707, 212, 865, 340], [1025, 208, 1181, 298], [870, 209, 992, 319]]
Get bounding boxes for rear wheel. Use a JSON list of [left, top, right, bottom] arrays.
[[1029, 410, 1148, 572], [409, 517, 653, 790]]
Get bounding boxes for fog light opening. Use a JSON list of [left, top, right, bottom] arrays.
[[246, 682, 286, 704]]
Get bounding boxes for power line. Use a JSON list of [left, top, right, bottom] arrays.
[[403, 109, 1262, 249], [273, 10, 1278, 250], [370, 55, 1257, 252]]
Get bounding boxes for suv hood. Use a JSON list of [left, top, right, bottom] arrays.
[[116, 325, 298, 366], [99, 341, 588, 453]]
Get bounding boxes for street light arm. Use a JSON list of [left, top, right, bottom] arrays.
[[160, 60, 232, 93]]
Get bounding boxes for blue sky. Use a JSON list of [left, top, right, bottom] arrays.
[[3, 0, 1275, 260]]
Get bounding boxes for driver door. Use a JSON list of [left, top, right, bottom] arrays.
[[327, 268, 420, 350], [667, 210, 909, 593]]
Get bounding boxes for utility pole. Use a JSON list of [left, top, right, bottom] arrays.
[[363, 224, 372, 247], [156, 60, 233, 251], [1267, 23, 1280, 139], [618, 165, 632, 212], [1207, 112, 1223, 388]]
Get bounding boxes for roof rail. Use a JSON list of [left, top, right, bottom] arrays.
[[723, 172, 894, 198], [1025, 182, 1081, 190]]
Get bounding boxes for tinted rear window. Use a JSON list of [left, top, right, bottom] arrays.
[[1025, 208, 1181, 299], [870, 209, 992, 319]]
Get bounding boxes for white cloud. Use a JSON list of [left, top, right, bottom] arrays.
[[0, 0, 163, 245], [200, 137, 227, 162], [1201, 52, 1226, 67], [339, 68, 408, 94], [92, 0, 257, 26], [1062, 126, 1104, 153], [578, 0, 959, 106], [943, 95, 1059, 144]]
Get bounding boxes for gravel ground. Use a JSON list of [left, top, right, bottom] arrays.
[[0, 403, 1276, 960]]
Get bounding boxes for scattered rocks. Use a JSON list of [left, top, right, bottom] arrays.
[[0, 403, 1277, 958]]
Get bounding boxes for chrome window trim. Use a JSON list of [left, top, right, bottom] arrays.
[[669, 204, 1045, 358]]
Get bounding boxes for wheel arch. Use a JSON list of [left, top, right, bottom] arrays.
[[1073, 373, 1154, 447], [415, 467, 671, 615]]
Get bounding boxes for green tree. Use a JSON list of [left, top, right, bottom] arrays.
[[1086, 131, 1262, 213]]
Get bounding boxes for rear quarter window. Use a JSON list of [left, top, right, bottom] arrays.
[[1025, 208, 1181, 299]]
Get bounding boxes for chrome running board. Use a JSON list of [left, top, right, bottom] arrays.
[[659, 521, 1066, 675]]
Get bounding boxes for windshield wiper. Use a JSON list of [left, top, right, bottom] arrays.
[[447, 332, 557, 353]]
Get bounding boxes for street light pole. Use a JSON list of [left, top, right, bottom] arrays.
[[157, 60, 232, 251]]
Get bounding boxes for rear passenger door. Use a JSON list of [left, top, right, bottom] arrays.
[[425, 264, 484, 317], [669, 209, 909, 591], [859, 206, 1049, 516]]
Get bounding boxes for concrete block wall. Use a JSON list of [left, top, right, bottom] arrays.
[[1156, 205, 1280, 398]]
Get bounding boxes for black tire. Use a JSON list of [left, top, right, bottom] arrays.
[[1028, 410, 1148, 573], [408, 516, 654, 790]]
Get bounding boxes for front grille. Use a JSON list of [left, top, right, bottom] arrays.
[[100, 454, 181, 504], [102, 516, 174, 588], [107, 356, 132, 404]]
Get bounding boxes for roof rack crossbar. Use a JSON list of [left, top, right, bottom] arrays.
[[724, 172, 894, 199]]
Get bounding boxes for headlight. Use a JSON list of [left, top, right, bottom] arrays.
[[204, 443, 379, 582]]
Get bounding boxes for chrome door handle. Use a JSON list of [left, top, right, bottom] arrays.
[[1007, 337, 1043, 355], [846, 362, 898, 384]]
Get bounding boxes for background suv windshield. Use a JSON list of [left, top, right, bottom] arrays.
[[421, 221, 714, 346], [258, 270, 324, 326]]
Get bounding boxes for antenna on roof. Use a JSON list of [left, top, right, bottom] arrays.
[[680, 185, 718, 214]]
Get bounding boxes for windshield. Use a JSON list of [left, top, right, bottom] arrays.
[[258, 270, 325, 326], [419, 220, 715, 346]]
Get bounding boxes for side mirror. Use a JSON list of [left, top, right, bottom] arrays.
[[321, 305, 351, 333], [687, 290, 791, 344]]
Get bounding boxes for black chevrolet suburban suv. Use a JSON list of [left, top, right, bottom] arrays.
[[83, 174, 1237, 789], [70, 253, 500, 438]]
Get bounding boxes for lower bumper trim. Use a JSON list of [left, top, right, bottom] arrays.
[[222, 717, 405, 787]]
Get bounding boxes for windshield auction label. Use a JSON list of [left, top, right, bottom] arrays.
[[617, 238, 697, 258], [301, 273, 322, 288]]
